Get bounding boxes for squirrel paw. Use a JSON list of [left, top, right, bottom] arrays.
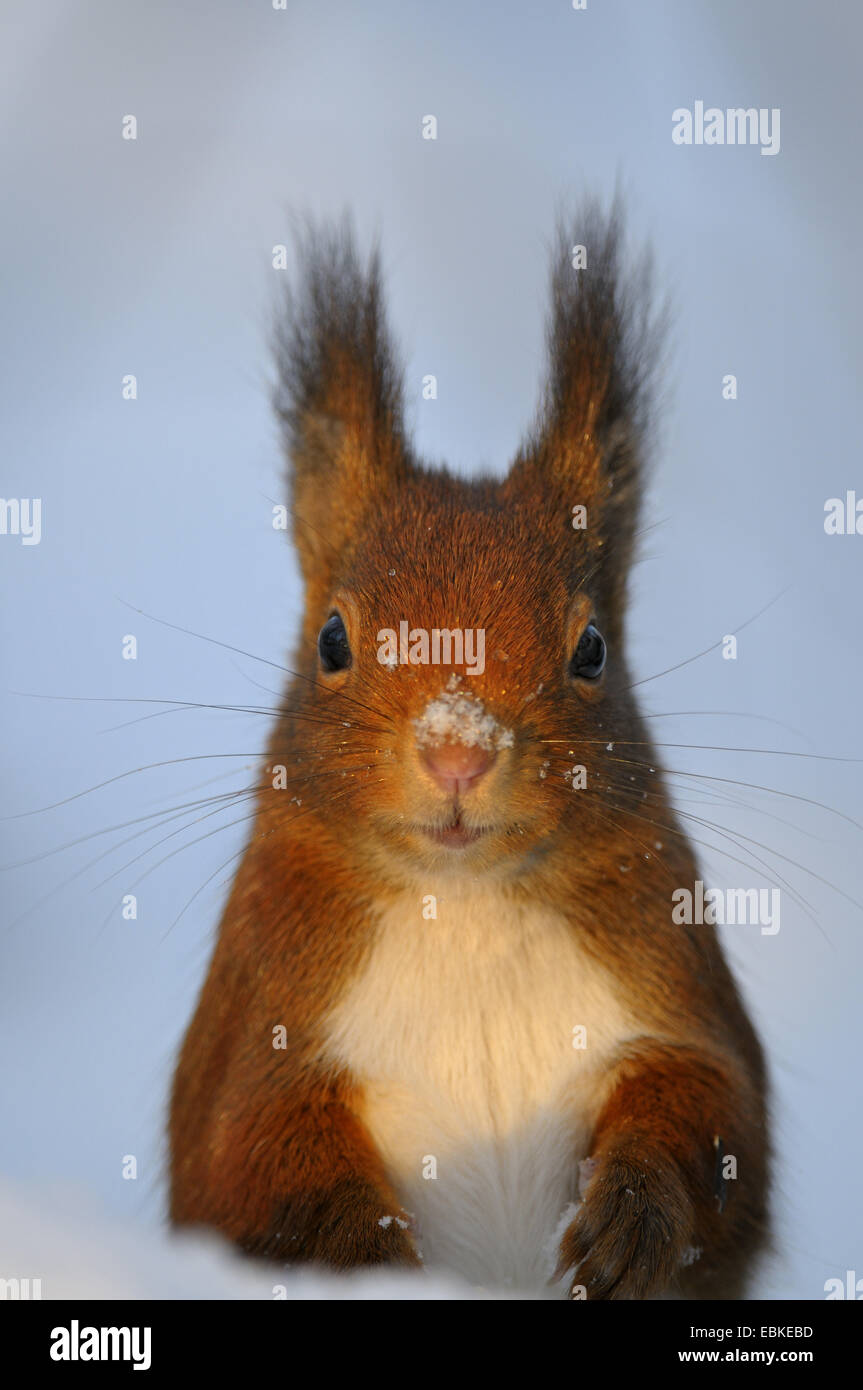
[[275, 1188, 421, 1271], [556, 1149, 695, 1300], [336, 1202, 420, 1269]]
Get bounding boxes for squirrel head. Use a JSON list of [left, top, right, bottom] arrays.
[[272, 206, 668, 882]]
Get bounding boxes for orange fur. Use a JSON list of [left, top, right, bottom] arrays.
[[169, 205, 768, 1297]]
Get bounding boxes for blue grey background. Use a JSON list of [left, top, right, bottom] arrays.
[[1, 0, 861, 1297]]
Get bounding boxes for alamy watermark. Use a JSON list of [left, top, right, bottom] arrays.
[[672, 881, 780, 935], [0, 497, 41, 544], [50, 1321, 151, 1371], [824, 1271, 863, 1299], [377, 623, 485, 676], [0, 1276, 42, 1299], [824, 491, 863, 535], [672, 102, 780, 157]]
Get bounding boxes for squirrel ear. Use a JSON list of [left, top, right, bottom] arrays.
[[273, 220, 409, 594], [506, 201, 666, 618]]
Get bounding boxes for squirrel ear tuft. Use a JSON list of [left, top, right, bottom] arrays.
[[507, 198, 667, 615], [273, 218, 409, 592]]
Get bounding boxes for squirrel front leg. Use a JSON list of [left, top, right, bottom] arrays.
[[557, 1041, 768, 1300], [171, 1071, 420, 1272]]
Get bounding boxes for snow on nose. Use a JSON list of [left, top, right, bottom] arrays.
[[413, 690, 514, 794]]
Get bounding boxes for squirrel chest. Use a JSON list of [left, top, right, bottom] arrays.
[[322, 888, 635, 1291]]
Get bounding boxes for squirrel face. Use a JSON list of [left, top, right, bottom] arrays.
[[282, 472, 655, 883], [273, 211, 662, 883]]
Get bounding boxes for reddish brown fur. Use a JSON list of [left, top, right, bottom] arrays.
[[169, 206, 768, 1297]]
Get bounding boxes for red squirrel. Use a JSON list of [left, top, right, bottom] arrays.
[[169, 204, 768, 1298]]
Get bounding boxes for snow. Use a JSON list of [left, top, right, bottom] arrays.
[[543, 1202, 582, 1288], [377, 1214, 409, 1231], [413, 692, 515, 752], [0, 1178, 506, 1301]]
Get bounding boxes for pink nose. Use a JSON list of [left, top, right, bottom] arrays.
[[421, 742, 493, 795]]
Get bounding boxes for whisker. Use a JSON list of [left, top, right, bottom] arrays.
[[674, 808, 842, 922], [580, 799, 681, 890], [642, 709, 809, 743], [93, 790, 264, 895], [566, 749, 839, 843], [4, 786, 259, 934], [158, 779, 379, 942], [665, 767, 863, 836], [2, 786, 259, 869], [567, 745, 863, 836], [13, 691, 389, 738], [540, 738, 863, 765], [116, 600, 395, 726], [627, 587, 790, 690], [6, 751, 389, 933], [94, 756, 391, 893], [542, 747, 838, 932], [602, 788, 830, 938], [2, 753, 267, 820]]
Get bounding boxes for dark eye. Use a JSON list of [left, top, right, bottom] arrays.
[[570, 622, 606, 680], [318, 613, 352, 672]]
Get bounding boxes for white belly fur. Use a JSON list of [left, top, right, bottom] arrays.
[[323, 887, 635, 1294]]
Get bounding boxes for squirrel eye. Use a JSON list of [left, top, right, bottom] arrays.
[[318, 613, 352, 672], [570, 622, 606, 680]]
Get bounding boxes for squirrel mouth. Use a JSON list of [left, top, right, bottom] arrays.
[[425, 816, 483, 849]]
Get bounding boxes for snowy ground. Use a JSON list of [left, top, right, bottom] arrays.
[[1, 1175, 797, 1301], [0, 1178, 500, 1301]]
